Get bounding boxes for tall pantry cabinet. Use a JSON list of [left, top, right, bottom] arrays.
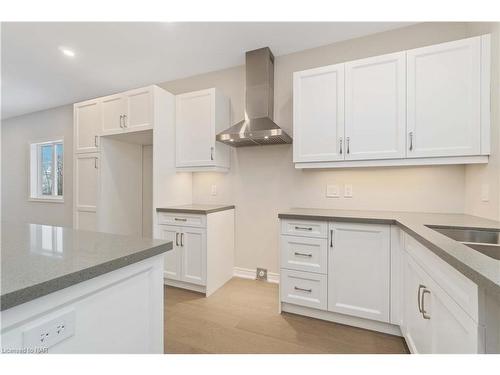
[[73, 85, 192, 233]]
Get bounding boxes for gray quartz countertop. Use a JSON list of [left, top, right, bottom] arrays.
[[156, 204, 235, 215], [0, 222, 172, 311], [279, 208, 500, 298]]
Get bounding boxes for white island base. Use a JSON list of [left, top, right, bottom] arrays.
[[1, 255, 165, 354]]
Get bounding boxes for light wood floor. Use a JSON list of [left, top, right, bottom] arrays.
[[164, 277, 409, 354]]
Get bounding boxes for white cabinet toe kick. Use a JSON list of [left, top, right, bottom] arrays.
[[279, 218, 494, 354]]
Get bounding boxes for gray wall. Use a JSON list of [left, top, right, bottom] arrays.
[[1, 105, 73, 226]]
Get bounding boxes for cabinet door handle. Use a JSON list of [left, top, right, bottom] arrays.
[[94, 157, 98, 169], [346, 137, 350, 154], [294, 252, 313, 257], [119, 114, 124, 128], [294, 286, 312, 293], [210, 146, 214, 161], [175, 233, 179, 246], [417, 284, 425, 313], [94, 135, 99, 147], [409, 132, 413, 151], [123, 114, 127, 128], [330, 229, 333, 248], [339, 137, 343, 154], [174, 218, 187, 222], [421, 289, 431, 319], [294, 226, 312, 231], [180, 233, 184, 247]]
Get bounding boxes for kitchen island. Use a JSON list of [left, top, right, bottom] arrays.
[[0, 222, 172, 354]]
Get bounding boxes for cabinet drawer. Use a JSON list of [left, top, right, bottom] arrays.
[[280, 269, 327, 310], [280, 219, 327, 238], [280, 235, 327, 274], [157, 212, 206, 228]]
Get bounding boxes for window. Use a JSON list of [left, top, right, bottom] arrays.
[[30, 140, 64, 201]]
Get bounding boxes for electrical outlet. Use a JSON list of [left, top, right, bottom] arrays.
[[256, 268, 268, 281], [481, 184, 489, 202], [326, 184, 340, 198], [23, 310, 75, 350], [211, 185, 217, 196], [344, 184, 353, 198]]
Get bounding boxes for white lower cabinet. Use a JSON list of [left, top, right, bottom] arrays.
[[328, 222, 390, 323], [158, 225, 206, 286], [279, 217, 483, 353], [156, 209, 234, 296], [403, 251, 479, 354]]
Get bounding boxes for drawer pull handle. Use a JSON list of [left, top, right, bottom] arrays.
[[294, 226, 312, 231], [174, 218, 187, 222], [294, 252, 313, 257], [294, 286, 312, 293]]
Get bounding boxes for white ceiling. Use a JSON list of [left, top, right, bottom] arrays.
[[1, 22, 414, 119]]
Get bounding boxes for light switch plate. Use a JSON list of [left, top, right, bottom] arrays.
[[344, 184, 353, 198], [211, 185, 217, 196], [326, 184, 340, 198], [23, 309, 75, 350]]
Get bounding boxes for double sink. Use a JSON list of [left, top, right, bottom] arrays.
[[428, 226, 500, 260]]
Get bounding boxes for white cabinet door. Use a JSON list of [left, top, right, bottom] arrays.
[[328, 222, 390, 323], [124, 87, 153, 132], [407, 36, 481, 158], [403, 253, 433, 353], [74, 153, 99, 230], [176, 89, 215, 167], [74, 100, 100, 153], [159, 226, 182, 281], [180, 227, 207, 286], [430, 277, 479, 353], [101, 93, 127, 135], [403, 252, 479, 354], [293, 64, 345, 162], [345, 52, 406, 160]]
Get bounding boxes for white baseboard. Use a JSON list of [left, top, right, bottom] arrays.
[[233, 267, 280, 284]]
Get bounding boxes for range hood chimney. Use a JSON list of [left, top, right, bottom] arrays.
[[216, 47, 292, 147]]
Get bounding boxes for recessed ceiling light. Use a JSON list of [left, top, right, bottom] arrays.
[[59, 47, 75, 58]]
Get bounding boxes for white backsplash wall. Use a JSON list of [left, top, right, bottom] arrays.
[[162, 22, 489, 274]]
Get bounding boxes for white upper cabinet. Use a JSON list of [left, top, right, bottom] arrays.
[[293, 35, 490, 169], [101, 86, 153, 136], [74, 99, 101, 153], [101, 93, 127, 135], [75, 85, 156, 149], [176, 88, 230, 171], [407, 36, 482, 158], [293, 64, 345, 162], [345, 52, 406, 160], [124, 86, 153, 132]]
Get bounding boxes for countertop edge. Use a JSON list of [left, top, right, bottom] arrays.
[[156, 205, 235, 215], [0, 242, 172, 311]]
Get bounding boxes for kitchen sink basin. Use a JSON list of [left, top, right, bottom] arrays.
[[427, 226, 500, 245], [464, 243, 500, 261], [427, 225, 500, 261]]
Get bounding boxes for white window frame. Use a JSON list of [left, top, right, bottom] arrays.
[[29, 139, 64, 203]]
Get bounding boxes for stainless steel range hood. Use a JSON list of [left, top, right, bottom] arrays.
[[216, 47, 292, 147]]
